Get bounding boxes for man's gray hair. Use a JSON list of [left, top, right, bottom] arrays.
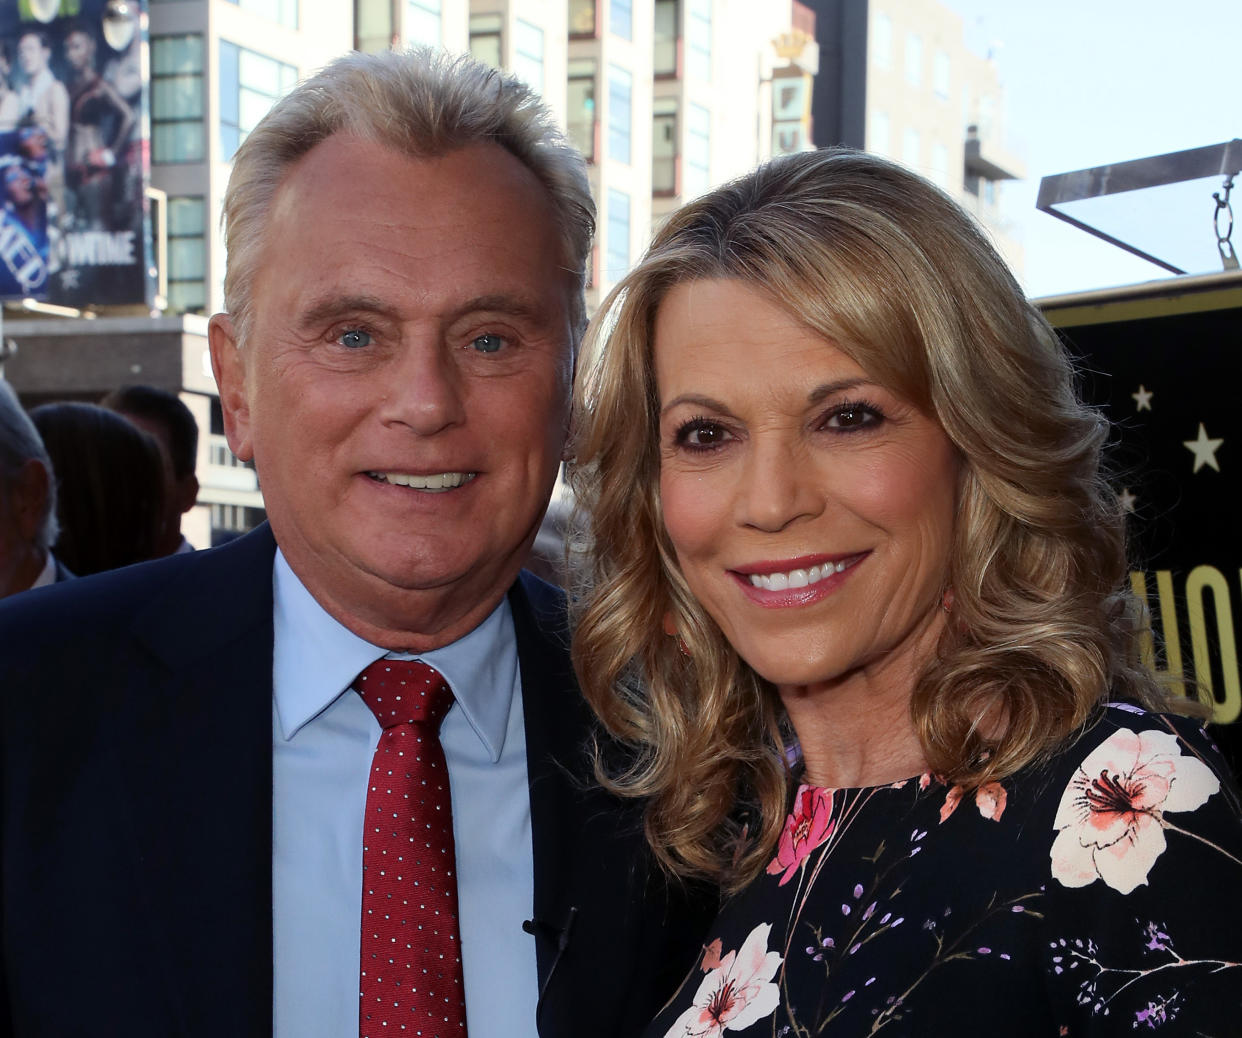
[[222, 47, 595, 344], [0, 380, 57, 550]]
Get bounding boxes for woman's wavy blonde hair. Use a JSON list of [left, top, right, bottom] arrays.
[[568, 148, 1187, 892]]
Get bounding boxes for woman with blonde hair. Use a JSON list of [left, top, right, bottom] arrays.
[[569, 149, 1242, 1035]]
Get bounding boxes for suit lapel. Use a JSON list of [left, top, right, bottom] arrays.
[[107, 526, 277, 1035]]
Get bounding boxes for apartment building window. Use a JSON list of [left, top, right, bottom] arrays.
[[686, 0, 711, 82], [225, 0, 297, 29], [684, 102, 709, 198], [469, 14, 503, 69], [513, 19, 545, 94], [607, 64, 632, 164], [872, 11, 891, 70], [567, 59, 597, 162], [905, 33, 922, 88], [930, 142, 949, 188], [652, 97, 677, 194], [654, 0, 678, 76], [605, 189, 630, 281], [569, 0, 597, 37], [407, 0, 442, 46], [166, 196, 207, 314], [933, 51, 950, 99], [219, 42, 297, 161], [902, 127, 920, 169], [611, 0, 632, 40], [151, 35, 204, 163], [869, 109, 890, 157]]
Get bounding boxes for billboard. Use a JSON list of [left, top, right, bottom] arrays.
[[1043, 275, 1240, 772], [0, 0, 151, 307]]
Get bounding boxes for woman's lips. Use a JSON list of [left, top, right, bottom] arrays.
[[729, 552, 868, 605]]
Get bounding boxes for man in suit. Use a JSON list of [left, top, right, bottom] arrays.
[[0, 49, 708, 1036], [0, 378, 71, 597]]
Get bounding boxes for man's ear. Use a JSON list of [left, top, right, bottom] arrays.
[[13, 458, 50, 541], [208, 313, 254, 462]]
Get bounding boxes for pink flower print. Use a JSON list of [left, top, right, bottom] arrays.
[[975, 781, 1007, 821], [766, 785, 834, 886], [939, 781, 1008, 823], [665, 923, 783, 1038], [1050, 727, 1220, 894]]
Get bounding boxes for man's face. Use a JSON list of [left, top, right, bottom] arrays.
[[210, 135, 575, 648], [17, 35, 48, 77]]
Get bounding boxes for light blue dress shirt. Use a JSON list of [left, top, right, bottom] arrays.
[[270, 551, 539, 1037]]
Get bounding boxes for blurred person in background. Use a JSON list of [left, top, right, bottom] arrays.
[[0, 380, 69, 597], [30, 401, 164, 576], [102, 384, 200, 555]]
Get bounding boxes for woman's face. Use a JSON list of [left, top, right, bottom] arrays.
[[654, 278, 960, 696]]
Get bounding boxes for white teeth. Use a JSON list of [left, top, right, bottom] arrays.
[[748, 558, 855, 591], [370, 471, 475, 491]]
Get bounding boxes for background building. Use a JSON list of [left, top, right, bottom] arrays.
[[807, 0, 1024, 272], [2, 0, 1019, 551]]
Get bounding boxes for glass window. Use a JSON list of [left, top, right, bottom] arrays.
[[905, 33, 922, 88], [687, 0, 711, 82], [224, 0, 297, 29], [611, 0, 632, 40], [605, 189, 629, 281], [872, 11, 891, 70], [166, 196, 207, 314], [567, 58, 597, 162], [151, 35, 204, 163], [407, 0, 442, 46], [902, 127, 920, 169], [652, 96, 677, 194], [469, 13, 502, 70], [933, 50, 950, 99], [930, 142, 949, 188], [684, 102, 709, 198], [219, 41, 298, 161], [607, 64, 631, 165], [869, 109, 890, 157], [513, 19, 544, 94], [654, 0, 678, 75], [569, 0, 597, 36], [356, 0, 394, 53]]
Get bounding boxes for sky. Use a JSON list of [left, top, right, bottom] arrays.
[[939, 0, 1242, 299]]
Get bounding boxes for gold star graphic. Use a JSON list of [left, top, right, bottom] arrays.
[[1183, 423, 1224, 473], [1131, 385, 1153, 411], [1117, 488, 1137, 512]]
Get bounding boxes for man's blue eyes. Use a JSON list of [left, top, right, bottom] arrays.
[[337, 330, 504, 352], [471, 333, 503, 354]]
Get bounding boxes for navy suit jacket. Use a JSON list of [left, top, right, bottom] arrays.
[[0, 524, 710, 1036]]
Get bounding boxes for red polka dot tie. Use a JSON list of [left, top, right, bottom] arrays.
[[355, 660, 467, 1037]]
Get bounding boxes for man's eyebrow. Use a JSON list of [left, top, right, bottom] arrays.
[[448, 294, 550, 323], [298, 295, 401, 326]]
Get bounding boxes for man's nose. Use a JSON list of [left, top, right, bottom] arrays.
[[379, 338, 467, 436]]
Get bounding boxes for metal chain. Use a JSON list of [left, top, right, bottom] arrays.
[[1213, 174, 1238, 271]]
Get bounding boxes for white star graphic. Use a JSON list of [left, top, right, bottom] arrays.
[[1131, 385, 1153, 411], [1183, 423, 1224, 473], [1117, 488, 1137, 512]]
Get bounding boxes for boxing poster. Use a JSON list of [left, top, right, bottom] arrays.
[[0, 0, 151, 307]]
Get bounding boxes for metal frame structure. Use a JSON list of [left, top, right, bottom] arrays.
[[1036, 139, 1242, 274]]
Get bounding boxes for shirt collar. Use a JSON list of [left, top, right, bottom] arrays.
[[271, 550, 518, 762], [29, 551, 55, 590]]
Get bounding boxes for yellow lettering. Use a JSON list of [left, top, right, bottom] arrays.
[[1129, 570, 1185, 693], [1185, 566, 1241, 725]]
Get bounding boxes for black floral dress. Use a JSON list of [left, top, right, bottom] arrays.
[[645, 705, 1242, 1037]]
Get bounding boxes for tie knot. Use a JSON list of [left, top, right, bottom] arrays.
[[355, 659, 454, 731]]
